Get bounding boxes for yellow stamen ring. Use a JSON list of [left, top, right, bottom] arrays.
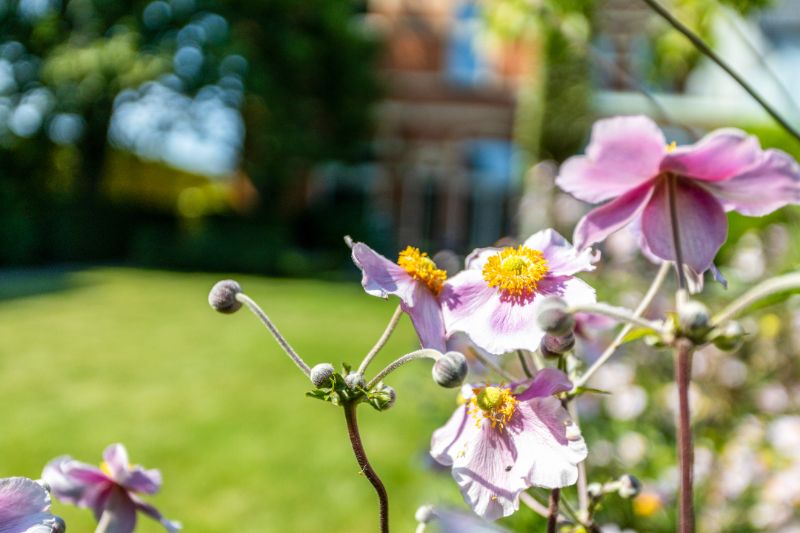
[[397, 246, 447, 294], [482, 245, 549, 296], [468, 386, 518, 430]]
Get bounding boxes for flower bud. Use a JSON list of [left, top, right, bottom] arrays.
[[432, 351, 468, 388], [679, 300, 710, 340], [618, 474, 642, 499], [310, 363, 335, 387], [208, 280, 243, 314], [415, 504, 435, 524], [536, 297, 574, 336], [345, 372, 365, 390], [540, 333, 575, 358], [587, 482, 603, 499], [53, 517, 66, 533], [712, 321, 745, 352]]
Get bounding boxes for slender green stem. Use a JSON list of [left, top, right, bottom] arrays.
[[712, 272, 800, 325], [573, 261, 669, 390], [640, 0, 800, 143], [366, 349, 440, 389], [343, 402, 389, 533], [358, 305, 404, 376], [547, 488, 561, 533], [566, 302, 664, 333], [517, 350, 534, 378], [675, 339, 695, 533], [235, 293, 311, 376]]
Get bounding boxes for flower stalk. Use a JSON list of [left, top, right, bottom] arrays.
[[343, 402, 389, 533], [546, 488, 560, 533], [357, 305, 404, 377], [366, 349, 441, 389], [675, 338, 695, 533]]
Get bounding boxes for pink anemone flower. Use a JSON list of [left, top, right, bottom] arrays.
[[0, 477, 64, 533], [42, 444, 180, 533], [430, 368, 587, 521], [352, 242, 448, 351], [441, 229, 596, 355], [557, 115, 800, 274]]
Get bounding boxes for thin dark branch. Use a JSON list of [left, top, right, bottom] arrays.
[[517, 350, 534, 378], [640, 0, 800, 143], [547, 488, 561, 533], [675, 339, 695, 533], [344, 403, 389, 533]]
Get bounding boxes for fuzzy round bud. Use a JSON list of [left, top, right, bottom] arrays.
[[310, 363, 335, 387], [617, 474, 642, 499], [536, 297, 574, 336], [587, 482, 603, 499], [432, 351, 468, 388], [53, 517, 66, 533], [712, 321, 745, 352], [208, 280, 243, 314], [415, 505, 436, 524], [382, 385, 397, 410], [679, 300, 711, 340], [540, 333, 576, 358], [345, 372, 365, 390]]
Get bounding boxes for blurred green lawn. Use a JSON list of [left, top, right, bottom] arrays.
[[0, 268, 466, 532]]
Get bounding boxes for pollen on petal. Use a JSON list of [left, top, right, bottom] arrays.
[[482, 246, 549, 296], [397, 246, 447, 294]]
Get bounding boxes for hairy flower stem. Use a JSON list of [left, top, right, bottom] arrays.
[[675, 339, 695, 533], [547, 488, 561, 533], [235, 293, 311, 376], [343, 402, 389, 533], [366, 349, 440, 389], [639, 0, 800, 143], [713, 272, 800, 325], [358, 305, 404, 377]]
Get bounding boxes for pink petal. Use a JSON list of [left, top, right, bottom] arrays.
[[573, 180, 656, 250], [660, 128, 761, 182], [131, 495, 181, 533], [557, 115, 666, 203], [514, 397, 587, 488], [516, 369, 573, 401], [99, 488, 137, 533], [430, 405, 473, 467], [701, 148, 800, 216], [403, 283, 447, 352], [464, 246, 502, 271], [42, 457, 110, 510], [119, 467, 161, 496], [0, 478, 50, 522], [102, 444, 130, 481], [523, 229, 597, 276], [351, 242, 417, 304], [641, 178, 728, 273]]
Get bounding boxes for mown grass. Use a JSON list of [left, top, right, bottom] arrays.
[[0, 268, 467, 532]]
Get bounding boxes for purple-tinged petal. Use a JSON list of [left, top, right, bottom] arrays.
[[102, 444, 130, 482], [660, 128, 761, 182], [0, 478, 50, 523], [98, 488, 137, 533], [701, 148, 800, 216], [573, 180, 656, 250], [119, 467, 161, 496], [523, 229, 597, 276], [514, 397, 587, 488], [42, 457, 111, 510], [641, 178, 728, 273], [130, 495, 181, 533], [351, 242, 416, 304], [441, 271, 542, 355], [557, 116, 666, 203], [430, 405, 474, 468], [428, 507, 512, 533], [573, 312, 615, 340], [0, 512, 63, 533], [464, 247, 502, 271], [403, 283, 447, 352], [516, 369, 572, 401]]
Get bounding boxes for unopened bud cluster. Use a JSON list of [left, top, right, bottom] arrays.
[[678, 300, 711, 342], [432, 351, 468, 388], [537, 297, 575, 357]]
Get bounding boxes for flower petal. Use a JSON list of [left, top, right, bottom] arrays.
[[641, 178, 728, 273], [131, 495, 181, 533], [514, 397, 587, 488], [120, 468, 161, 495], [403, 283, 447, 352], [701, 148, 800, 216], [523, 229, 597, 276], [464, 246, 502, 271], [515, 369, 573, 401], [0, 478, 50, 523], [660, 128, 761, 182], [573, 180, 656, 250], [103, 444, 130, 481], [98, 488, 137, 533], [431, 405, 474, 467], [351, 242, 416, 304], [428, 507, 512, 533], [556, 115, 666, 203], [42, 457, 110, 512]]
